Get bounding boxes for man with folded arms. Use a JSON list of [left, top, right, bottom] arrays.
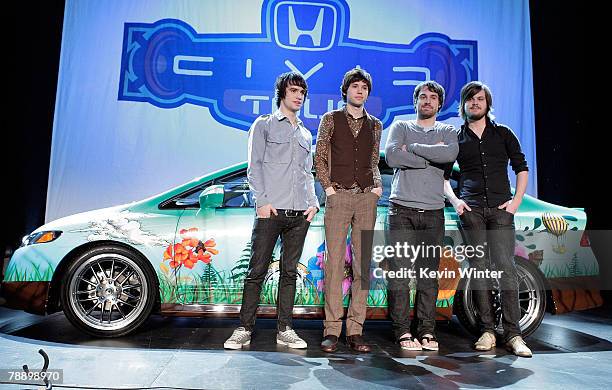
[[384, 80, 458, 351]]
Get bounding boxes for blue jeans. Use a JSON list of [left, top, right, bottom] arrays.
[[459, 206, 521, 342]]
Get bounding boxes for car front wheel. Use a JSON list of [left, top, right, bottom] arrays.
[[454, 256, 546, 338], [60, 245, 157, 337]]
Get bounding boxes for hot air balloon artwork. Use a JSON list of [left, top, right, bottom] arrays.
[[542, 213, 569, 254]]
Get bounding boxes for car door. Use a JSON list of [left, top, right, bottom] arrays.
[[171, 168, 326, 309]]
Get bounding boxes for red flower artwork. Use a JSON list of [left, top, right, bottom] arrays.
[[162, 228, 218, 270]]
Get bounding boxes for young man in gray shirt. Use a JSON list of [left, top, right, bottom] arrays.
[[224, 72, 319, 350], [384, 80, 458, 351]]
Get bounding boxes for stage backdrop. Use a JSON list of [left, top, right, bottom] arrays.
[[47, 0, 536, 222]]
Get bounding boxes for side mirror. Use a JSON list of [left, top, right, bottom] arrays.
[[199, 185, 224, 209]]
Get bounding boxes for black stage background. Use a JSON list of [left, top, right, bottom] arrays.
[[3, 1, 609, 302]]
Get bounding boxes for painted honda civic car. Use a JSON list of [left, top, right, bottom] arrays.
[[2, 156, 603, 337]]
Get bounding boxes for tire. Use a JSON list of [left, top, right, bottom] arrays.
[[60, 245, 157, 337], [454, 256, 546, 338]]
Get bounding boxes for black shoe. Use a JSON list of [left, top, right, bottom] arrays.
[[346, 334, 371, 352], [320, 335, 339, 352]]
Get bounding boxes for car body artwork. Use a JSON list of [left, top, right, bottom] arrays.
[[2, 156, 603, 337]]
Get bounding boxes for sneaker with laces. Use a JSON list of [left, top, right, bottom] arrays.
[[224, 327, 252, 350], [506, 335, 532, 357], [474, 331, 496, 351], [277, 327, 307, 349]]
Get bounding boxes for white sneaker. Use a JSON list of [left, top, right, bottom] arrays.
[[506, 335, 532, 357], [277, 327, 307, 349], [224, 327, 252, 350], [474, 331, 496, 351]]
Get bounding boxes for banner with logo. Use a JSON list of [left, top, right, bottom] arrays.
[[47, 0, 536, 221]]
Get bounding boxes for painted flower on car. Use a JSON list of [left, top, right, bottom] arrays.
[[161, 228, 219, 271]]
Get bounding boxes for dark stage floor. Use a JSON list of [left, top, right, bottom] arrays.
[[1, 306, 611, 389]]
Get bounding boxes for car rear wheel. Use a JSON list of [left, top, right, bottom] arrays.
[[454, 256, 546, 338], [60, 245, 157, 337]]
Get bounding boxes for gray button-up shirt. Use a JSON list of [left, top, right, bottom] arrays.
[[247, 109, 319, 210]]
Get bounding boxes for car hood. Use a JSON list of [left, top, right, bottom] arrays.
[[34, 204, 133, 233]]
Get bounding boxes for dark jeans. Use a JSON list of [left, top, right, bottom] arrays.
[[239, 212, 310, 332], [459, 206, 521, 342], [385, 202, 444, 340]]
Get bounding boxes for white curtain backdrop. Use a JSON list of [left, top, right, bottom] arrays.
[[47, 0, 536, 221]]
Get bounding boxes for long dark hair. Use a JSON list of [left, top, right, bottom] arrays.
[[275, 72, 308, 108], [459, 81, 494, 121]]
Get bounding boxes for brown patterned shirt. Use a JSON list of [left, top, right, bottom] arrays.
[[314, 106, 382, 193]]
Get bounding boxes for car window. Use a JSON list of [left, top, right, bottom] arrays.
[[160, 182, 209, 209], [163, 159, 461, 209], [173, 185, 205, 207], [218, 174, 255, 207], [445, 170, 460, 207], [372, 158, 393, 207], [163, 170, 255, 209], [378, 169, 392, 207], [314, 179, 326, 206], [217, 173, 254, 208]]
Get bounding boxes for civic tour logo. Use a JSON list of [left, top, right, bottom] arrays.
[[118, 0, 478, 135]]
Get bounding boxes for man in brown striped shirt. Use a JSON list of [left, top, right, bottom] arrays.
[[314, 68, 382, 353]]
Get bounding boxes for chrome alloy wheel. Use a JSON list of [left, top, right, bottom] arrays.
[[456, 257, 546, 337], [68, 253, 148, 331], [488, 264, 544, 332]]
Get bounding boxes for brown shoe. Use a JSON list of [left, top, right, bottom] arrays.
[[346, 334, 371, 352], [321, 335, 339, 352]]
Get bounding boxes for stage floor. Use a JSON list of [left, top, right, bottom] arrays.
[[1, 306, 611, 389]]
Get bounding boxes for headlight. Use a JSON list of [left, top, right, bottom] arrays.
[[21, 231, 62, 247]]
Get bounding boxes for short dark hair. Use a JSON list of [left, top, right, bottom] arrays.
[[413, 80, 445, 109], [459, 81, 494, 121], [275, 72, 308, 108], [340, 68, 372, 102]]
